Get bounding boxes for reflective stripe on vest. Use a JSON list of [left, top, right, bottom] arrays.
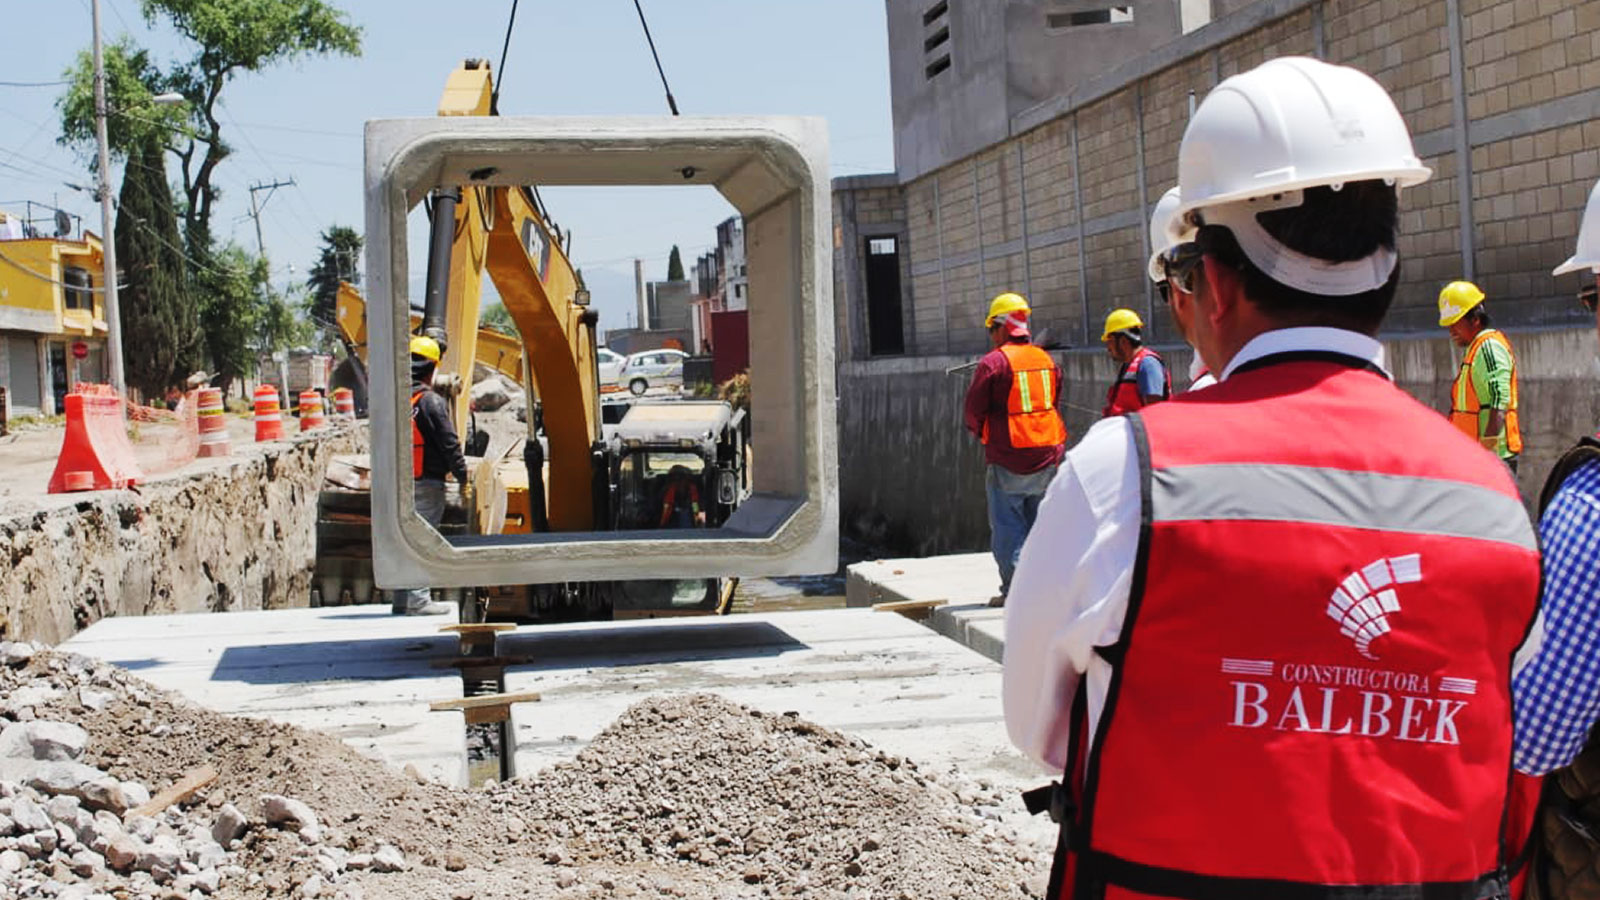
[[1102, 346, 1171, 418], [1063, 358, 1539, 900], [410, 390, 425, 479], [995, 343, 1068, 449], [1450, 328, 1523, 455]]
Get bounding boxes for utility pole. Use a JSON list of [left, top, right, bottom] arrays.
[[90, 0, 124, 396], [246, 179, 295, 256]]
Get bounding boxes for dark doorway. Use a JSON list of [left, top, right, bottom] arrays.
[[864, 236, 905, 356]]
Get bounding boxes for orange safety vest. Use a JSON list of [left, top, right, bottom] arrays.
[[1450, 328, 1523, 455], [410, 389, 425, 478], [659, 480, 701, 527], [982, 343, 1068, 449]]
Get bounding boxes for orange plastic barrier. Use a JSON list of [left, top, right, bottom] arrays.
[[331, 386, 355, 419], [299, 390, 326, 432], [195, 387, 230, 458], [253, 385, 284, 442], [47, 387, 144, 493]]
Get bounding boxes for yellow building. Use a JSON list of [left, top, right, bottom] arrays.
[[0, 207, 108, 416]]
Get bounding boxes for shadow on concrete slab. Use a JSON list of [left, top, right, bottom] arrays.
[[497, 620, 807, 672], [204, 635, 458, 685]]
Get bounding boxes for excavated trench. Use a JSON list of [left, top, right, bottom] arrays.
[[0, 424, 368, 644]]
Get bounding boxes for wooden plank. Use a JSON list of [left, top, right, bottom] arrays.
[[123, 765, 217, 822], [872, 598, 948, 612], [428, 691, 542, 713], [437, 623, 516, 634]]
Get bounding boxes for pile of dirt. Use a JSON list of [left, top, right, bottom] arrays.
[[1, 643, 1046, 899]]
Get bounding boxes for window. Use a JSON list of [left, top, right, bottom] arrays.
[[923, 1, 952, 81], [863, 236, 905, 356], [1046, 6, 1134, 29], [62, 266, 92, 311]]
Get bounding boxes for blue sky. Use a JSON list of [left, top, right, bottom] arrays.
[[1, 1, 894, 337]]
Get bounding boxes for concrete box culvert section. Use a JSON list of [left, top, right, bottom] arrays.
[[362, 116, 839, 591]]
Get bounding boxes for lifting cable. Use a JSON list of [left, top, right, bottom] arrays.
[[631, 0, 680, 115], [489, 0, 521, 116]]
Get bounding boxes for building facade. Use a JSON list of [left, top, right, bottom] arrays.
[[833, 0, 1600, 553], [0, 209, 108, 417]]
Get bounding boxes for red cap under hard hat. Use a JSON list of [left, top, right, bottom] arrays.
[[999, 311, 1030, 338]]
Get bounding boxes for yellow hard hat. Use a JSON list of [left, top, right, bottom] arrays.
[[1437, 281, 1485, 326], [985, 292, 1031, 328], [1101, 308, 1145, 342], [409, 334, 441, 363]]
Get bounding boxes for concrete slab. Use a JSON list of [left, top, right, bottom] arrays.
[[63, 605, 468, 786], [845, 554, 1007, 664], [499, 608, 1051, 849]]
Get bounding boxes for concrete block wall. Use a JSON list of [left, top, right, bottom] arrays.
[[839, 328, 1600, 556], [865, 0, 1599, 355]]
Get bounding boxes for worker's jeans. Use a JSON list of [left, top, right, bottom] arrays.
[[986, 464, 1057, 598], [395, 479, 447, 612]]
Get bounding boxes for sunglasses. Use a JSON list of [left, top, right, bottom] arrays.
[[1161, 243, 1205, 295], [1581, 282, 1598, 314]]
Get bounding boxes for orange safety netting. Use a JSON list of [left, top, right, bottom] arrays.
[[48, 384, 209, 493]]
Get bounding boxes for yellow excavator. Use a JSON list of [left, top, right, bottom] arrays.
[[315, 60, 747, 620]]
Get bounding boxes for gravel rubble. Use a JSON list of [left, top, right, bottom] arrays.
[[0, 640, 1048, 898]]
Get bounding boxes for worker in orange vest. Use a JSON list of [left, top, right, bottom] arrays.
[[963, 292, 1068, 607], [1439, 280, 1523, 473], [396, 334, 466, 616]]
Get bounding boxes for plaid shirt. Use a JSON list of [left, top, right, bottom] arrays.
[[1513, 458, 1600, 775]]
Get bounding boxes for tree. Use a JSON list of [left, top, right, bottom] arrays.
[[58, 0, 362, 250], [479, 301, 519, 338], [194, 244, 271, 395], [667, 245, 684, 282], [306, 225, 362, 326], [114, 136, 201, 400], [57, 38, 188, 171]]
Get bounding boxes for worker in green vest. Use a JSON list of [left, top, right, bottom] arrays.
[[1439, 280, 1523, 473]]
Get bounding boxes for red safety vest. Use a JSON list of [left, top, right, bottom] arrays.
[[983, 343, 1068, 449], [1102, 346, 1170, 418], [410, 389, 425, 478], [1057, 353, 1539, 900]]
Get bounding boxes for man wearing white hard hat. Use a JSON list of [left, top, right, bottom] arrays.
[[1003, 57, 1538, 899], [1511, 177, 1600, 898], [1146, 186, 1214, 391]]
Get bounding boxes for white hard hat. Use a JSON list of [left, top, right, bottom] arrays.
[[1176, 57, 1431, 297], [1146, 187, 1196, 283], [1178, 57, 1432, 215], [1553, 178, 1600, 276]]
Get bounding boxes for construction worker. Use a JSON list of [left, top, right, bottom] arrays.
[[1147, 187, 1214, 391], [1003, 57, 1538, 900], [1099, 308, 1170, 416], [658, 465, 705, 528], [963, 292, 1067, 607], [1511, 177, 1600, 899], [396, 334, 466, 616], [1440, 280, 1523, 472]]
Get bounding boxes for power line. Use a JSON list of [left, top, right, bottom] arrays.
[[0, 80, 70, 88], [631, 0, 680, 115]]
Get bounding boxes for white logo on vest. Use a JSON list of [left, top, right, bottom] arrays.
[[1327, 554, 1422, 659]]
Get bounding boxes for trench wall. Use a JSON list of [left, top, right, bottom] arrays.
[[1, 424, 368, 644], [839, 328, 1600, 556]]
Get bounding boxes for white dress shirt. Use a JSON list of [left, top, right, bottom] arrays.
[[1188, 354, 1218, 391], [1001, 327, 1391, 773]]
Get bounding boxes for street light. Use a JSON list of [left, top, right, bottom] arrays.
[[91, 0, 184, 397]]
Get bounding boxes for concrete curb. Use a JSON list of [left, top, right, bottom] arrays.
[[845, 553, 1008, 664]]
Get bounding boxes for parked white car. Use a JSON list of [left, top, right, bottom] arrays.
[[597, 346, 626, 388], [620, 348, 688, 395]]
